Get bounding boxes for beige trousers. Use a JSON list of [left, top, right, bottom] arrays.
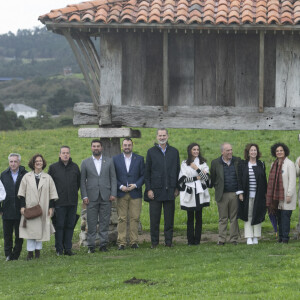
[[117, 193, 142, 246], [244, 197, 261, 238], [217, 192, 239, 243]]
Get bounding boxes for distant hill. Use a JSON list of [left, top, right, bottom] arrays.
[[0, 27, 85, 78], [0, 27, 93, 115]]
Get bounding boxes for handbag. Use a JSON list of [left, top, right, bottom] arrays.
[[24, 204, 43, 219]]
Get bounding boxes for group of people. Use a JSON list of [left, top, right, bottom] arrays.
[[0, 128, 299, 261]]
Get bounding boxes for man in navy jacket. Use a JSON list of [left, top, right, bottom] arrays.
[[113, 138, 144, 250]]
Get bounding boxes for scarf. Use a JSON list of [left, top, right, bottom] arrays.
[[266, 159, 284, 212]]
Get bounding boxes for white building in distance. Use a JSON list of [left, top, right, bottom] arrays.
[[5, 103, 38, 119]]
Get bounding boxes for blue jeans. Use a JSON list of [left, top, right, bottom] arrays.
[[55, 205, 77, 252], [277, 210, 292, 242]]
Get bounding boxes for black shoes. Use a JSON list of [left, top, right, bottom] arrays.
[[56, 251, 63, 256], [118, 245, 125, 250], [64, 250, 76, 256], [88, 247, 95, 254], [27, 251, 34, 261], [151, 244, 158, 249], [217, 241, 225, 246], [99, 246, 108, 252], [131, 244, 139, 249]]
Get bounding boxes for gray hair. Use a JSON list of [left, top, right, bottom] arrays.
[[8, 153, 21, 162], [156, 128, 168, 135], [220, 143, 231, 153]]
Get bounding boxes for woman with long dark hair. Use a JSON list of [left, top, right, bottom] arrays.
[[179, 143, 210, 245], [266, 143, 296, 243], [238, 143, 267, 245]]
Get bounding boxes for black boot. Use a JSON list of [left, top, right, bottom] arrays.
[[27, 251, 33, 261], [35, 250, 40, 259]]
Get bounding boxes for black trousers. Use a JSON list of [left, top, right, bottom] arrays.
[[149, 200, 175, 245], [277, 209, 292, 242], [55, 205, 77, 252], [187, 209, 203, 245], [3, 219, 23, 259]]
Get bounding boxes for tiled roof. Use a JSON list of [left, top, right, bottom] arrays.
[[39, 0, 300, 27]]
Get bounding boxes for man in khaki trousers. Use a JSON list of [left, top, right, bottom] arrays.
[[210, 143, 241, 245], [113, 138, 145, 250]]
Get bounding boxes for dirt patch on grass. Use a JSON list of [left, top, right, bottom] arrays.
[[124, 277, 156, 285]]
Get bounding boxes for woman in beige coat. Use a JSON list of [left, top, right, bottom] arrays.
[[18, 154, 58, 260], [266, 143, 296, 244]]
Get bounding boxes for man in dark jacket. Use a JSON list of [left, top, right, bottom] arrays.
[[210, 143, 241, 245], [144, 129, 180, 248], [0, 153, 27, 261], [48, 146, 80, 256]]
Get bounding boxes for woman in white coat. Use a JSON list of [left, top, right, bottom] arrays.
[[18, 154, 58, 260], [179, 143, 210, 245], [266, 143, 296, 244]]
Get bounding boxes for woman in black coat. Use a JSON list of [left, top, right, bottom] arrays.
[[238, 143, 267, 245]]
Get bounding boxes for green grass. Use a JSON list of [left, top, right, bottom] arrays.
[[0, 127, 299, 298]]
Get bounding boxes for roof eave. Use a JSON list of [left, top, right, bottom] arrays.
[[43, 21, 300, 33]]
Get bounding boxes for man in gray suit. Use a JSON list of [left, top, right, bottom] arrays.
[[80, 139, 117, 253]]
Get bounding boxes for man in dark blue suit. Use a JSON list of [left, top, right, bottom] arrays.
[[113, 138, 145, 250]]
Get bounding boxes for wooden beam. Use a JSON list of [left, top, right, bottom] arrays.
[[259, 31, 265, 112], [62, 30, 98, 105], [78, 128, 141, 138], [163, 30, 169, 111], [73, 103, 300, 130]]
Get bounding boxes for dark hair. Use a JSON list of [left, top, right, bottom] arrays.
[[28, 154, 47, 170], [270, 142, 290, 158], [244, 143, 261, 160], [122, 138, 133, 145], [91, 139, 102, 146], [60, 146, 70, 152], [186, 143, 206, 166]]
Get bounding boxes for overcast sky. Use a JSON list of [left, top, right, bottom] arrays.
[[0, 0, 80, 34]]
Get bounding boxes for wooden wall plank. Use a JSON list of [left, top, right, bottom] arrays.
[[144, 32, 163, 106], [216, 34, 235, 106], [276, 34, 300, 107], [100, 32, 122, 106], [194, 33, 217, 105], [264, 34, 276, 107], [168, 32, 194, 106], [122, 32, 145, 106], [235, 34, 259, 107]]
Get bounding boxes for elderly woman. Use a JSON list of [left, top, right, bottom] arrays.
[[179, 143, 210, 245], [238, 144, 267, 245], [266, 143, 296, 244], [18, 154, 58, 260]]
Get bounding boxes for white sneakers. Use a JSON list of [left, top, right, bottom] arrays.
[[247, 237, 258, 245]]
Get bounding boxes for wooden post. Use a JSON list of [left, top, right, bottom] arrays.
[[259, 31, 265, 113], [163, 30, 169, 111]]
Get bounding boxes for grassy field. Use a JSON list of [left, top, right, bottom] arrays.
[[0, 127, 299, 299]]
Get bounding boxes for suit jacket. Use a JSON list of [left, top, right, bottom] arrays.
[[80, 156, 117, 202], [210, 156, 241, 203], [144, 144, 180, 202], [113, 153, 145, 199]]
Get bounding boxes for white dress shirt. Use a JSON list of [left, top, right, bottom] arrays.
[[93, 155, 102, 176]]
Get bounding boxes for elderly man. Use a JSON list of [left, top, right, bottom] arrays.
[[81, 139, 117, 253], [0, 153, 27, 261], [210, 143, 241, 245], [48, 146, 80, 256], [144, 128, 180, 248]]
